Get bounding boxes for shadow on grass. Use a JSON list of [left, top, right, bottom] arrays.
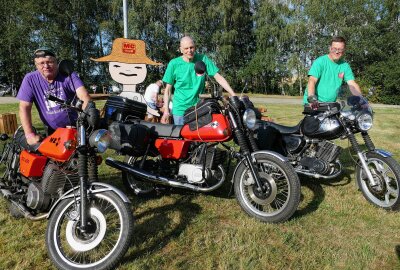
[[395, 245, 400, 260], [99, 173, 202, 263], [294, 168, 353, 218], [123, 195, 201, 262]]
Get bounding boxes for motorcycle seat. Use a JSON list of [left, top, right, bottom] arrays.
[[139, 121, 183, 138], [257, 120, 301, 135]]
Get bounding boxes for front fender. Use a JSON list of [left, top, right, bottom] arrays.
[[47, 182, 131, 219], [231, 150, 288, 183]]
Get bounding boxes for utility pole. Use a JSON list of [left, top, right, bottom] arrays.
[[123, 0, 128, 38]]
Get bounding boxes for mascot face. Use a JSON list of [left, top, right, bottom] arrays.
[[108, 62, 147, 85]]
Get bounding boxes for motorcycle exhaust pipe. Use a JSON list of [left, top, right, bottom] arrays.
[[0, 188, 48, 221], [105, 157, 224, 192]]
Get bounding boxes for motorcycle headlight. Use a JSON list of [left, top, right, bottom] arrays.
[[357, 113, 373, 131], [243, 108, 256, 130], [89, 129, 111, 153]]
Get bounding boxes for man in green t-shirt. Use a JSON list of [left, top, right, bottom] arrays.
[[304, 36, 361, 109], [161, 36, 236, 125]]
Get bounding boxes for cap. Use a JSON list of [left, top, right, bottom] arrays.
[[34, 48, 56, 58]]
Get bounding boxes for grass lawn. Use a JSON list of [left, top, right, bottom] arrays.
[[0, 101, 399, 269]]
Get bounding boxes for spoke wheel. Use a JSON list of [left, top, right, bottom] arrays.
[[46, 191, 134, 270], [234, 153, 300, 223], [122, 155, 156, 196], [356, 152, 400, 210]]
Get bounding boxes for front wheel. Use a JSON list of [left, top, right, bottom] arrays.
[[46, 191, 134, 270], [234, 153, 301, 223], [356, 152, 400, 210]]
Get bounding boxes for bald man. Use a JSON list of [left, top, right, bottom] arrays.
[[161, 36, 236, 125]]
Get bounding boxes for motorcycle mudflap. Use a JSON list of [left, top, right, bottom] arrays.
[[181, 114, 232, 141], [20, 150, 47, 177], [38, 127, 77, 162], [183, 99, 220, 131], [108, 121, 150, 156]]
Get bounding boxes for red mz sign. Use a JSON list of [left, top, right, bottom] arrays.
[[122, 42, 136, 54]]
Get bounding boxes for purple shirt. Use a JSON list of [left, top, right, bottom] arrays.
[[17, 70, 84, 129]]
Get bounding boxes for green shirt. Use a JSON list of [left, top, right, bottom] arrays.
[[162, 54, 219, 116], [303, 54, 355, 104]]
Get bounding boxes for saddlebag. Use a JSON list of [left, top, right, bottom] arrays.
[[104, 96, 147, 123], [183, 99, 220, 131], [108, 121, 150, 156]]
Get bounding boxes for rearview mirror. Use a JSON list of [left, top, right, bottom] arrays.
[[58, 59, 74, 76]]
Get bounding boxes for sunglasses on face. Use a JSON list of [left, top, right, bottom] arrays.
[[330, 47, 345, 54]]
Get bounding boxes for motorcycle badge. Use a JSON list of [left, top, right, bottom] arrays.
[[210, 121, 219, 128]]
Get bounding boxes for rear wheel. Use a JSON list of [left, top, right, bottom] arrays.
[[234, 153, 300, 223], [356, 152, 400, 210], [122, 155, 156, 196]]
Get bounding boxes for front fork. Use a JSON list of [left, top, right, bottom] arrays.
[[348, 130, 377, 186], [228, 111, 268, 193], [77, 125, 91, 232]]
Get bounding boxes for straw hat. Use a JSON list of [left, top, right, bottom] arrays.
[[91, 38, 161, 66]]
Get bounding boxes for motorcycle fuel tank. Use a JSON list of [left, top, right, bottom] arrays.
[[180, 114, 232, 141], [301, 116, 344, 140], [38, 127, 77, 162]]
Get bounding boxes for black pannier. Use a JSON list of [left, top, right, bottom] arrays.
[[104, 96, 147, 123], [183, 99, 221, 131], [108, 121, 150, 156]]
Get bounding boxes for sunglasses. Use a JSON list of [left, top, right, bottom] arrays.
[[34, 49, 56, 58], [330, 47, 345, 54]]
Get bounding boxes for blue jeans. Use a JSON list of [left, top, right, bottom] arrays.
[[173, 115, 184, 125]]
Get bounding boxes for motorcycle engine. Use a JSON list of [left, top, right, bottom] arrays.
[[180, 145, 227, 184], [178, 164, 210, 184], [26, 160, 79, 211], [299, 141, 342, 175], [299, 157, 330, 175]]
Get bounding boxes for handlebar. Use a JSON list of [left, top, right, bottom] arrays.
[[47, 94, 83, 112], [47, 94, 66, 104]]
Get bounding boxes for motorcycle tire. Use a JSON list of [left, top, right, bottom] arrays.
[[46, 190, 134, 270], [234, 153, 301, 223], [122, 155, 156, 196], [356, 152, 400, 210]]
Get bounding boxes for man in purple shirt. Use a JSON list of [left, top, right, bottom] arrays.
[[17, 48, 91, 145]]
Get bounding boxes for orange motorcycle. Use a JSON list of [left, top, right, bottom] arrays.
[[0, 60, 133, 270], [105, 61, 301, 223]]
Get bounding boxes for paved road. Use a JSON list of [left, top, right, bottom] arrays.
[[1, 95, 398, 108], [0, 97, 18, 104]]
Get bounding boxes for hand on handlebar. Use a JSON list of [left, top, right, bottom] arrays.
[[26, 133, 41, 145], [307, 95, 319, 110]]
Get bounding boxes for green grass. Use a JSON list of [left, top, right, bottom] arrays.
[[1, 102, 400, 269]]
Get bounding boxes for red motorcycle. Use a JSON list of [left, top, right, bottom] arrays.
[[105, 61, 301, 223], [0, 60, 133, 270]]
